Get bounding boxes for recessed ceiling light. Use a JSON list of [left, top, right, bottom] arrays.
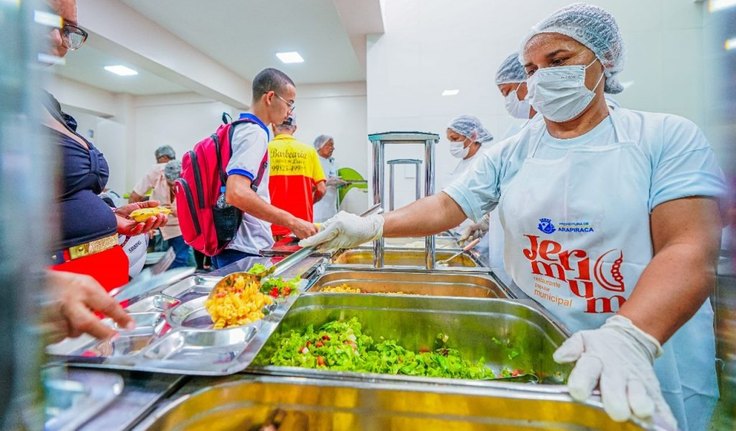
[[725, 37, 736, 50], [276, 51, 304, 64], [709, 0, 736, 12], [442, 89, 460, 96], [104, 65, 138, 76]]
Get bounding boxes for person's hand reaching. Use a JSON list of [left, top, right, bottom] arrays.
[[45, 271, 134, 343], [553, 315, 677, 429], [458, 213, 490, 244], [298, 211, 384, 250]]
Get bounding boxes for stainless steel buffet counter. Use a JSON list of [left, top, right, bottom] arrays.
[[44, 248, 667, 430]]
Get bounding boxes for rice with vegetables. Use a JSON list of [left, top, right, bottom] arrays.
[[205, 274, 273, 329]]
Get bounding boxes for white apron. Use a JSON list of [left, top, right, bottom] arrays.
[[497, 110, 718, 431], [314, 156, 338, 222]]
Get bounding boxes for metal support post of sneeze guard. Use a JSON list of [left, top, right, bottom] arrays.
[[387, 159, 422, 211], [368, 132, 439, 270]]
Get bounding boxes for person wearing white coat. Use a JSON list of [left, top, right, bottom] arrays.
[[301, 4, 725, 430], [312, 135, 345, 223], [445, 115, 493, 264]]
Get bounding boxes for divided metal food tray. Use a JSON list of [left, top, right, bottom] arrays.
[[46, 275, 305, 376], [249, 293, 573, 387]]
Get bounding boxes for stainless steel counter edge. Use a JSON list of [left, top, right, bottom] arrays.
[[133, 374, 668, 431]]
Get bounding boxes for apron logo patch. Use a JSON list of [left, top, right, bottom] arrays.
[[522, 234, 626, 314], [537, 218, 556, 234]]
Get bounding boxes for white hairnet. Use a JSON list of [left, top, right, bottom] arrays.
[[495, 53, 526, 85], [164, 160, 182, 182], [447, 115, 493, 144], [313, 134, 333, 150], [520, 3, 625, 94], [155, 145, 176, 160]]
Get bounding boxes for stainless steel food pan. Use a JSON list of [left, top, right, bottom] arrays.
[[383, 236, 460, 249], [307, 269, 508, 298], [250, 294, 571, 385], [332, 249, 480, 267], [138, 375, 655, 431]]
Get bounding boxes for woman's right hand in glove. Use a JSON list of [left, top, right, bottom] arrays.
[[458, 213, 490, 244], [299, 211, 384, 250]]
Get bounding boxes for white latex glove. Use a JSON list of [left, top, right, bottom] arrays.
[[553, 315, 677, 429], [298, 211, 384, 250], [458, 213, 490, 244]]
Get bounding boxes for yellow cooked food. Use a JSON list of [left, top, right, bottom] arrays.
[[129, 207, 172, 222], [321, 284, 362, 293], [320, 284, 409, 295], [205, 274, 273, 329]]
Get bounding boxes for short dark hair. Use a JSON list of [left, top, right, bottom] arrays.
[[252, 68, 295, 101]]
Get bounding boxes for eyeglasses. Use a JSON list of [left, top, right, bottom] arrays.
[[58, 21, 88, 51], [274, 93, 296, 111]]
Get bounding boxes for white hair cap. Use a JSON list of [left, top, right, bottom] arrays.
[[495, 52, 526, 85], [447, 115, 493, 144], [520, 3, 625, 94], [313, 134, 333, 150]]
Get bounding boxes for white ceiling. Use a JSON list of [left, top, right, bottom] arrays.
[[53, 45, 190, 95], [54, 0, 380, 98]]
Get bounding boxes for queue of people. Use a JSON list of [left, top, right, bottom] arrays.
[[36, 1, 726, 430]]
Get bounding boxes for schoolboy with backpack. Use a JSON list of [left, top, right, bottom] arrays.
[[175, 68, 318, 269]]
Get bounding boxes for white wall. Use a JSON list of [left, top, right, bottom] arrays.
[[131, 94, 237, 190], [367, 0, 712, 207], [291, 82, 368, 179]]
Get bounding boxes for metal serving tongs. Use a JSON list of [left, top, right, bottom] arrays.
[[436, 237, 481, 267], [210, 204, 384, 299], [208, 241, 318, 300]]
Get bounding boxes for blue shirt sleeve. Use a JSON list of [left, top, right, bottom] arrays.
[[442, 143, 506, 222], [648, 115, 727, 211]]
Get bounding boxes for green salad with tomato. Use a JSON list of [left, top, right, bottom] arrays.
[[247, 263, 300, 299], [256, 317, 520, 380]]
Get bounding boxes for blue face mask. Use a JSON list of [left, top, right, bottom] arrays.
[[527, 58, 604, 123]]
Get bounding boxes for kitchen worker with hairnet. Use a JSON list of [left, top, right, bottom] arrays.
[[446, 115, 494, 180], [496, 52, 537, 132], [313, 135, 346, 223], [445, 115, 493, 263], [301, 3, 724, 430]]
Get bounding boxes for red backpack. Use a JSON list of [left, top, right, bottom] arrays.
[[175, 113, 269, 256]]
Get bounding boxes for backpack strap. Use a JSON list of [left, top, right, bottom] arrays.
[[222, 114, 271, 193], [250, 152, 269, 192]]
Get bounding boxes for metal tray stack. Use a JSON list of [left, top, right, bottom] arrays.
[[47, 275, 305, 376]]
